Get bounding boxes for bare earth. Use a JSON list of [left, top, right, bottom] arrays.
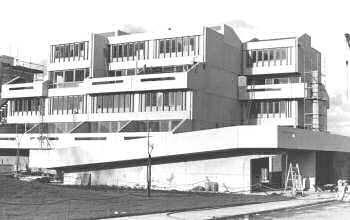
[[0, 176, 289, 220]]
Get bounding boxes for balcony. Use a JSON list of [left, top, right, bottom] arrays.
[[1, 81, 48, 99], [85, 72, 188, 94], [239, 83, 305, 100]]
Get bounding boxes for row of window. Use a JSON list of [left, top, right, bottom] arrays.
[[91, 93, 134, 113], [8, 98, 44, 116], [109, 41, 150, 62], [107, 64, 192, 77], [250, 100, 293, 118], [247, 76, 303, 86], [49, 68, 90, 86], [48, 96, 86, 115], [139, 91, 187, 112], [50, 41, 89, 63], [154, 36, 200, 58], [245, 47, 293, 68], [8, 91, 187, 116]]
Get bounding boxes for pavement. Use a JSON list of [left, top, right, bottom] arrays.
[[103, 192, 336, 220]]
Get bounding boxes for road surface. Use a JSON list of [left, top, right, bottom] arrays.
[[241, 201, 350, 220]]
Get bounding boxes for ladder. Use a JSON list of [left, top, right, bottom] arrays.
[[284, 163, 303, 196]]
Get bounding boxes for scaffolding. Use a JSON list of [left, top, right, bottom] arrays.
[[302, 54, 328, 132]]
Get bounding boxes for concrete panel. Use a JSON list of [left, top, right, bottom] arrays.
[[64, 156, 261, 193]]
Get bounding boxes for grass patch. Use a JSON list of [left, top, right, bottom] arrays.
[[0, 176, 290, 220]]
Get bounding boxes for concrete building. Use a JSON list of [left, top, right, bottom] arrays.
[[0, 25, 349, 192]]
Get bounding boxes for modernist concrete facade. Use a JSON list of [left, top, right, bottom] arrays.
[[0, 24, 349, 192]]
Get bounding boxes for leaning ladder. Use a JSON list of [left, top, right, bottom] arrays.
[[284, 163, 303, 196]]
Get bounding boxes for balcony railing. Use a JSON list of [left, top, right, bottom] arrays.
[[48, 81, 83, 89]]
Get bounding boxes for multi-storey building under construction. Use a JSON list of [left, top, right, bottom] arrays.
[[0, 24, 349, 192]]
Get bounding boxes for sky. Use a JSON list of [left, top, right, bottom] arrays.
[[0, 0, 349, 135]]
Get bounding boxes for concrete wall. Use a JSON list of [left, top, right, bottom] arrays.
[[331, 152, 350, 183], [287, 150, 316, 189], [188, 26, 241, 130], [92, 34, 109, 78], [63, 155, 276, 193]]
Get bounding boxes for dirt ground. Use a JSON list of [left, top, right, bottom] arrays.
[[0, 176, 289, 220]]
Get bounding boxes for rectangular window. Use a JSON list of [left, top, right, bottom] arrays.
[[123, 44, 128, 58], [112, 45, 117, 58], [145, 93, 151, 111], [119, 94, 125, 112], [176, 91, 183, 110], [128, 43, 134, 60], [74, 44, 79, 57], [75, 69, 85, 81], [118, 45, 123, 60], [275, 49, 280, 62], [269, 49, 274, 61], [263, 50, 268, 61], [65, 45, 70, 58], [55, 46, 60, 59], [177, 38, 182, 54], [104, 95, 113, 113], [171, 39, 176, 53], [96, 96, 103, 113], [165, 39, 170, 53], [183, 38, 189, 56], [261, 102, 266, 114], [159, 40, 165, 54], [139, 42, 145, 59], [69, 44, 74, 58], [79, 42, 85, 57], [274, 102, 279, 114], [281, 48, 287, 60], [64, 70, 74, 82], [246, 51, 252, 67], [156, 92, 163, 111], [113, 94, 119, 112], [280, 101, 286, 114], [252, 51, 256, 64], [189, 37, 195, 53], [125, 94, 130, 112], [257, 50, 263, 61]]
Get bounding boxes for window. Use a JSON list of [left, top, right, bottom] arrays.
[[79, 42, 85, 57], [159, 40, 165, 54], [128, 43, 134, 60], [112, 45, 117, 58], [69, 44, 74, 58], [189, 37, 195, 52], [274, 102, 279, 113], [139, 42, 145, 59], [119, 94, 125, 112], [118, 45, 123, 59], [123, 44, 128, 57], [65, 45, 70, 58], [183, 38, 189, 56], [171, 39, 176, 53], [269, 49, 274, 61], [165, 39, 170, 53], [177, 38, 182, 53], [252, 51, 256, 63], [257, 50, 263, 61], [263, 50, 268, 61], [125, 94, 131, 112], [64, 70, 74, 82], [75, 69, 85, 81], [51, 41, 88, 62], [74, 44, 79, 57], [281, 48, 287, 60]]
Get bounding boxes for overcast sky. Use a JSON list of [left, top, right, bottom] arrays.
[[0, 0, 349, 135]]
